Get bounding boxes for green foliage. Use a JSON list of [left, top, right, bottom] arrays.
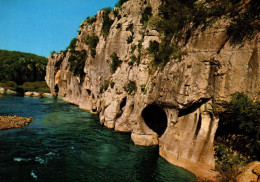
[[147, 40, 173, 68], [50, 50, 56, 57], [67, 38, 77, 50], [101, 8, 114, 38], [110, 80, 115, 88], [0, 50, 47, 85], [99, 79, 115, 93], [110, 53, 122, 73], [147, 40, 159, 55], [116, 23, 122, 29], [147, 40, 187, 70], [124, 81, 137, 95], [131, 45, 136, 54], [156, 0, 259, 45], [85, 35, 99, 58], [101, 7, 112, 12], [126, 23, 134, 33], [218, 92, 260, 160], [140, 84, 146, 93], [68, 50, 87, 77], [80, 16, 96, 28], [0, 81, 17, 89], [86, 16, 97, 24], [140, 6, 152, 25], [215, 142, 248, 181], [126, 35, 134, 44], [19, 81, 50, 93], [227, 0, 259, 45], [128, 55, 137, 66], [115, 0, 128, 7]]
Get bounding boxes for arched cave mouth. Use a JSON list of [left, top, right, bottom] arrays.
[[141, 104, 167, 137]]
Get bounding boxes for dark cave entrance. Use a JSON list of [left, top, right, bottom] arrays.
[[141, 104, 167, 137], [54, 84, 59, 93]]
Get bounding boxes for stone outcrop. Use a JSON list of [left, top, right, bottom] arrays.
[[236, 161, 260, 182], [45, 0, 260, 181]]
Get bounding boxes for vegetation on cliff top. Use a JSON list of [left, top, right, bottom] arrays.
[[144, 0, 259, 70]]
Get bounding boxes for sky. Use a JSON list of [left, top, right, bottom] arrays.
[[0, 0, 118, 58]]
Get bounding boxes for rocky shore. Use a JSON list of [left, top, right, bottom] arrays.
[[0, 116, 33, 130]]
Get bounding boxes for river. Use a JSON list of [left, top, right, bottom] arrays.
[[0, 95, 196, 182]]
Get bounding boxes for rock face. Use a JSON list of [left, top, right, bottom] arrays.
[[236, 161, 260, 182], [45, 0, 260, 181]]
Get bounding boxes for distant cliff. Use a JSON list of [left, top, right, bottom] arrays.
[[46, 0, 260, 181]]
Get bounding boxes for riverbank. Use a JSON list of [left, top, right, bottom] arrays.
[[0, 115, 33, 130], [0, 87, 53, 97]]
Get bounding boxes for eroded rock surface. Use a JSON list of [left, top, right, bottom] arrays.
[[236, 161, 260, 182], [45, 0, 260, 181]]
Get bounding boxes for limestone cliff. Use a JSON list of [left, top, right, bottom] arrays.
[[46, 0, 260, 181]]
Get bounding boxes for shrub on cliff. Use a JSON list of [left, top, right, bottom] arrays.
[[101, 8, 113, 38], [67, 38, 77, 50], [217, 92, 260, 160], [140, 6, 152, 25], [86, 16, 97, 24], [124, 81, 137, 95], [85, 35, 99, 58], [68, 50, 87, 77], [110, 53, 122, 73], [115, 0, 128, 7]]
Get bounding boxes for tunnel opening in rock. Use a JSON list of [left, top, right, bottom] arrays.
[[54, 84, 59, 93], [141, 104, 167, 137], [120, 97, 127, 110], [86, 89, 91, 96]]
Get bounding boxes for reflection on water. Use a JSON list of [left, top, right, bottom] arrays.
[[0, 95, 196, 182]]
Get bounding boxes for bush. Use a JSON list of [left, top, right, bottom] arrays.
[[147, 40, 159, 55], [126, 23, 134, 33], [116, 23, 122, 29], [126, 35, 134, 44], [85, 35, 99, 58], [128, 55, 137, 66], [99, 79, 115, 93], [0, 81, 17, 89], [110, 80, 115, 88], [19, 81, 50, 93], [115, 0, 128, 7], [101, 8, 114, 38], [67, 38, 77, 50], [124, 81, 137, 95], [217, 92, 260, 160], [131, 45, 136, 53], [50, 50, 56, 57], [86, 16, 97, 24], [68, 50, 87, 77], [140, 84, 146, 93], [215, 142, 248, 181], [110, 53, 122, 73], [140, 6, 152, 25]]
